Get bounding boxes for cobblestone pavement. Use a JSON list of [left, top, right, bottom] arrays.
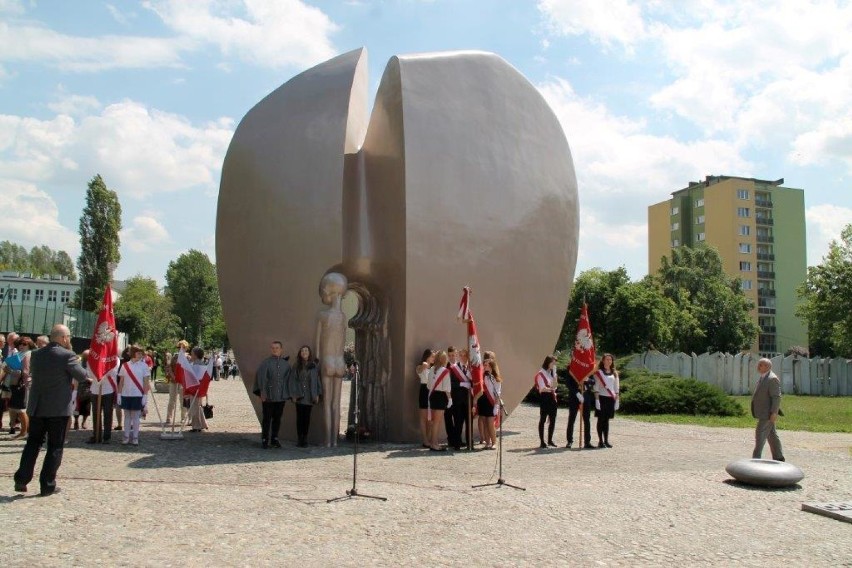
[[2, 379, 850, 567]]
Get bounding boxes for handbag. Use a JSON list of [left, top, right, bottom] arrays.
[[202, 401, 214, 419]]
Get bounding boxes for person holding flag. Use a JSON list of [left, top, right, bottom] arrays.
[[567, 303, 596, 449], [534, 355, 559, 448], [86, 285, 119, 445], [116, 346, 151, 446], [177, 346, 214, 433], [458, 286, 485, 447]]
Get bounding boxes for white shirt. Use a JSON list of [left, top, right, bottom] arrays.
[[594, 370, 619, 398], [90, 366, 117, 396], [417, 365, 431, 385], [119, 359, 151, 397], [535, 368, 556, 392], [428, 365, 452, 394]]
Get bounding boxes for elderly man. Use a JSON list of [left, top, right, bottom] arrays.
[[751, 358, 785, 462], [14, 324, 88, 496], [253, 341, 292, 449]]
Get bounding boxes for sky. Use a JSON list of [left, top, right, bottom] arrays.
[[1, 0, 851, 287]]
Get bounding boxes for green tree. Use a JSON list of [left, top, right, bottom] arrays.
[[114, 276, 182, 346], [797, 224, 852, 357], [165, 250, 220, 346], [53, 251, 77, 279], [0, 241, 76, 278], [656, 246, 759, 353], [0, 241, 29, 271], [559, 267, 630, 353], [607, 278, 692, 354], [76, 175, 122, 311]]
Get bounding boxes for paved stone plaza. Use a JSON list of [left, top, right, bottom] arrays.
[[2, 379, 850, 566]]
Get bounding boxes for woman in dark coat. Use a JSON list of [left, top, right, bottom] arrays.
[[290, 345, 323, 447]]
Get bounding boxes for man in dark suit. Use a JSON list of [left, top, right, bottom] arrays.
[[751, 358, 784, 462], [14, 324, 88, 496]]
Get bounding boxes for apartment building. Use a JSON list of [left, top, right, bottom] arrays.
[[648, 175, 807, 355]]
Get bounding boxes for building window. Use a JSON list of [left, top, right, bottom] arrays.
[[742, 280, 753, 290], [739, 225, 750, 236], [7, 288, 17, 301], [740, 261, 752, 271], [671, 206, 679, 215], [695, 215, 705, 225], [696, 232, 706, 241], [22, 289, 31, 302], [35, 289, 44, 302], [672, 239, 680, 247], [48, 290, 57, 302], [60, 290, 71, 303], [738, 189, 749, 199], [737, 207, 750, 217], [695, 198, 704, 208], [671, 222, 679, 231], [739, 243, 751, 253]]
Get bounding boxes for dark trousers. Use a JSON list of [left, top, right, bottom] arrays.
[[296, 404, 312, 443], [261, 400, 286, 442], [538, 397, 557, 443], [444, 388, 469, 448], [14, 416, 68, 491], [567, 400, 592, 445], [92, 393, 114, 441]]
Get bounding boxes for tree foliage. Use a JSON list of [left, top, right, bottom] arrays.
[[114, 276, 182, 348], [0, 241, 77, 279], [76, 175, 122, 310], [559, 267, 630, 353], [165, 250, 220, 346], [797, 224, 852, 357], [656, 246, 759, 353]]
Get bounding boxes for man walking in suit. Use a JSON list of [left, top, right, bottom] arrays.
[[14, 324, 88, 496], [751, 358, 784, 462]]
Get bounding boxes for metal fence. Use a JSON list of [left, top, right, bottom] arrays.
[[0, 300, 97, 339], [628, 351, 852, 396]]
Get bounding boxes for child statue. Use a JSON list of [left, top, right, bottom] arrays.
[[316, 272, 348, 447]]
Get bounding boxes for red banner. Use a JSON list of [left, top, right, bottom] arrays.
[[568, 303, 596, 384], [88, 285, 119, 380]]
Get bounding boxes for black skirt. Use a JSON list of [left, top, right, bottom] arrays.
[[428, 390, 449, 411], [418, 384, 429, 409], [9, 385, 26, 410], [477, 395, 495, 417], [539, 395, 557, 416], [595, 396, 616, 420]]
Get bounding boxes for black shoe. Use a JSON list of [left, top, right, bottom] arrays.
[[261, 440, 269, 449], [604, 442, 613, 448], [776, 457, 785, 462], [8, 427, 16, 434], [597, 442, 606, 449], [539, 442, 548, 449], [566, 442, 573, 448], [40, 486, 59, 496], [14, 483, 27, 493], [547, 440, 557, 447], [271, 439, 282, 448]]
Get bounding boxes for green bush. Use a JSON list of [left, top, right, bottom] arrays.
[[620, 370, 744, 417]]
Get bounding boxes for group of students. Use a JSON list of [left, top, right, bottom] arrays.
[[534, 353, 620, 449], [416, 346, 503, 452]]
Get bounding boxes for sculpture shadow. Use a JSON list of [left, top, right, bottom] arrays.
[[120, 432, 409, 470], [722, 479, 803, 492]]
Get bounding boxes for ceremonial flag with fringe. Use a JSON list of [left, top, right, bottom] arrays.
[[568, 303, 596, 384]]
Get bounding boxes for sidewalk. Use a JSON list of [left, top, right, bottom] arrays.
[[2, 379, 850, 566]]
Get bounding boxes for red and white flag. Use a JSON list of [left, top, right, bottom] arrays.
[[177, 348, 214, 398], [458, 286, 472, 321], [459, 287, 484, 398], [88, 285, 119, 385], [568, 303, 596, 385]]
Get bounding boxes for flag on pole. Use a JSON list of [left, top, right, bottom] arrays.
[[568, 303, 596, 384], [459, 287, 483, 397], [88, 284, 119, 381], [177, 348, 214, 398]]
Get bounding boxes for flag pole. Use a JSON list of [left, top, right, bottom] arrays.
[[94, 379, 103, 443]]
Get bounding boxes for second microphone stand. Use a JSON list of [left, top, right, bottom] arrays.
[[472, 396, 525, 491]]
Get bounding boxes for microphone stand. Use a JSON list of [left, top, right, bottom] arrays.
[[472, 395, 525, 491], [328, 366, 387, 502]]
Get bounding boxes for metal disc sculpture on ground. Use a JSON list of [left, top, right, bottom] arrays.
[[216, 48, 579, 443], [725, 458, 804, 487]]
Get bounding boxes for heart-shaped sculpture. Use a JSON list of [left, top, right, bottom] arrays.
[[217, 48, 578, 443]]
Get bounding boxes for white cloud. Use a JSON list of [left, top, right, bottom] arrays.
[[537, 0, 647, 52], [105, 3, 134, 26], [47, 94, 102, 117], [144, 0, 340, 69], [806, 204, 852, 266], [0, 180, 79, 256], [120, 215, 171, 252], [0, 100, 233, 198], [0, 0, 24, 15]]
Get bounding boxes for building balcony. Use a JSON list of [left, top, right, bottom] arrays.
[[756, 253, 775, 261], [757, 271, 775, 279], [755, 217, 774, 226], [756, 235, 774, 243], [757, 288, 776, 297], [755, 199, 773, 208]]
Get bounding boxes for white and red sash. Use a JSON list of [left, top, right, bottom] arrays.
[[484, 374, 498, 407], [428, 367, 450, 419], [124, 363, 145, 396], [450, 363, 471, 389], [596, 370, 618, 399], [535, 369, 557, 401]]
